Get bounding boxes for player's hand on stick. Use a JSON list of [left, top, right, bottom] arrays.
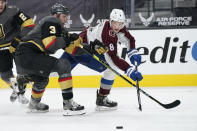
[[127, 48, 141, 66], [125, 66, 143, 81]]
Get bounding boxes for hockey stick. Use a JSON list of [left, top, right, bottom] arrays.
[[82, 48, 181, 109], [135, 65, 142, 111]]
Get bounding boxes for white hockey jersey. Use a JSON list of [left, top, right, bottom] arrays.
[[80, 21, 136, 72]]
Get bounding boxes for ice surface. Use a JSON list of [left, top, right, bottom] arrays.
[[0, 87, 196, 131]]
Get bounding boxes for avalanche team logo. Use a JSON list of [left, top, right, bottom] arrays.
[[80, 14, 95, 27], [139, 12, 154, 26], [109, 29, 116, 37], [192, 41, 197, 62]]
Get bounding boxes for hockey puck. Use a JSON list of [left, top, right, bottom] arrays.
[[116, 126, 123, 129]]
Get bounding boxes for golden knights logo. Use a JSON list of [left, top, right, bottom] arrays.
[[0, 24, 5, 39]]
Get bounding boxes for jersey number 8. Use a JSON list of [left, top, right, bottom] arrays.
[[109, 43, 114, 51]]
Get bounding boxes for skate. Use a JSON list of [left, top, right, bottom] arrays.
[[18, 94, 29, 104], [95, 90, 118, 111], [17, 76, 29, 104], [63, 99, 85, 116], [10, 91, 17, 102], [28, 98, 49, 113], [9, 78, 19, 103], [10, 92, 29, 104], [9, 78, 29, 104]]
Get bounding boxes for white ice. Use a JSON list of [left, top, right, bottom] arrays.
[[0, 87, 197, 131]]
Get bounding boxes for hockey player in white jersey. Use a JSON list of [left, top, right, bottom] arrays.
[[61, 9, 143, 111]]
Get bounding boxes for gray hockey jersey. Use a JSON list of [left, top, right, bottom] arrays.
[[0, 6, 34, 48]]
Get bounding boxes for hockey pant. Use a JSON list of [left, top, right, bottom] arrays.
[[0, 49, 15, 88], [15, 44, 73, 101], [61, 52, 116, 96]]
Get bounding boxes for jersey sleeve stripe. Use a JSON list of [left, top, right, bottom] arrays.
[[21, 18, 35, 28], [42, 36, 56, 50], [46, 38, 56, 49], [27, 24, 35, 28], [71, 46, 78, 55]]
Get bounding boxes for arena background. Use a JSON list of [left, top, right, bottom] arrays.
[[0, 0, 197, 88]]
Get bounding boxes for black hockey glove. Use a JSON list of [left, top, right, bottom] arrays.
[[83, 39, 108, 55], [9, 38, 20, 54], [89, 39, 108, 55], [63, 31, 80, 45], [64, 36, 83, 55], [69, 33, 80, 41]]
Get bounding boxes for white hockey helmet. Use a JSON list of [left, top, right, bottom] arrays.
[[110, 9, 125, 23]]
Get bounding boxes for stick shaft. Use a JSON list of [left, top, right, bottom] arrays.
[[83, 49, 180, 109]]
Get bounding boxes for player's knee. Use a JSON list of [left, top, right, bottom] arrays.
[[56, 59, 71, 74], [96, 66, 106, 73], [33, 76, 49, 91], [60, 52, 69, 59], [17, 75, 30, 91], [103, 73, 116, 80], [0, 70, 13, 83]]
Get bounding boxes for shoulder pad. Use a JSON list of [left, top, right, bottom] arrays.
[[39, 16, 62, 27], [104, 21, 110, 26], [5, 6, 19, 16], [42, 16, 61, 24], [7, 5, 19, 12]]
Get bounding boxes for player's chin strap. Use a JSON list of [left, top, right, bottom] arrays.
[[82, 47, 181, 110]]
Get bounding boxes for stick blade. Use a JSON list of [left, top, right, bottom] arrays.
[[162, 100, 181, 109], [139, 106, 142, 111]]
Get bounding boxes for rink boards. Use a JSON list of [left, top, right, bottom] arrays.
[[0, 28, 197, 88]]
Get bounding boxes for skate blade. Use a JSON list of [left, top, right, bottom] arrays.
[[63, 109, 86, 116], [95, 106, 118, 111], [27, 108, 49, 113]]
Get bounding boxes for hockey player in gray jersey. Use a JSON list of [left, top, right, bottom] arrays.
[[15, 3, 107, 115], [0, 0, 34, 104]]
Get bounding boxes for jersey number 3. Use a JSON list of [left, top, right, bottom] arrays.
[[49, 26, 56, 34], [0, 24, 5, 39]]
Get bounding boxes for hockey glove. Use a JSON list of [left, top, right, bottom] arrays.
[[89, 39, 108, 55], [9, 38, 20, 53], [125, 66, 143, 81], [65, 36, 83, 55], [63, 31, 79, 44], [127, 48, 141, 66]]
